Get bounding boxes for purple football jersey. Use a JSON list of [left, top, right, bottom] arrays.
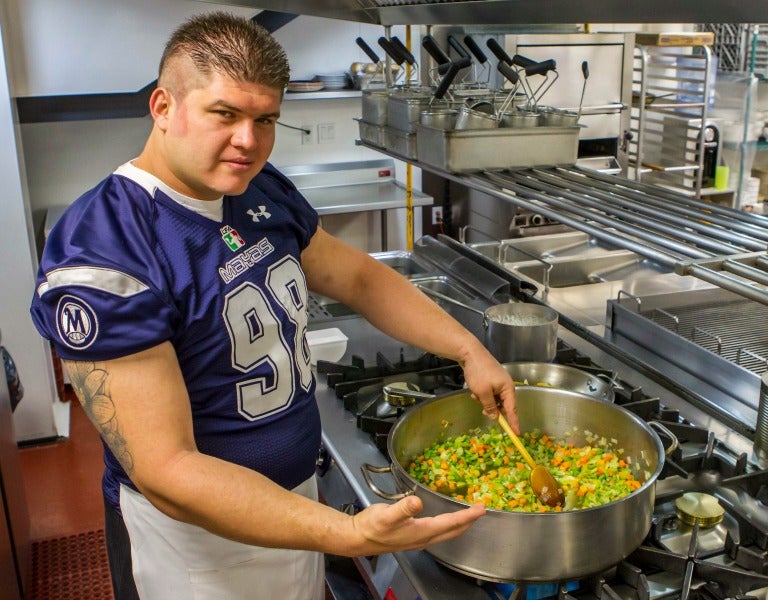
[[31, 162, 321, 512]]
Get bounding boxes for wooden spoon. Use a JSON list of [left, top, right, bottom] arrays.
[[498, 413, 565, 508]]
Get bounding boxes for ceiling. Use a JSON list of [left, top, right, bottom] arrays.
[[202, 0, 765, 25]]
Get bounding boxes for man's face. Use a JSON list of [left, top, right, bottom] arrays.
[[157, 68, 282, 200]]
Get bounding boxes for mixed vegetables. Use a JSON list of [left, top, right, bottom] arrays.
[[407, 426, 643, 512]]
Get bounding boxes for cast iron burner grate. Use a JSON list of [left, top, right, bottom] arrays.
[[318, 350, 465, 451]]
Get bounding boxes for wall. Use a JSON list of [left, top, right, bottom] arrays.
[[0, 5, 62, 442], [12, 0, 422, 253]]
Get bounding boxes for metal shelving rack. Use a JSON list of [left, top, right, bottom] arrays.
[[702, 23, 768, 76], [629, 43, 714, 197]]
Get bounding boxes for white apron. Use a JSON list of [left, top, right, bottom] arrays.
[[119, 477, 325, 600]]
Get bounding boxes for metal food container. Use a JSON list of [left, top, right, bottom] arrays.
[[415, 124, 580, 172], [384, 127, 418, 160], [355, 118, 386, 148], [361, 89, 389, 126], [539, 106, 580, 127], [387, 88, 441, 133], [419, 108, 459, 131]]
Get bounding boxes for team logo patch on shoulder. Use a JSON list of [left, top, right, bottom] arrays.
[[56, 295, 98, 350]]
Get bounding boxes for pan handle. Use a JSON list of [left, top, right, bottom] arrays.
[[433, 62, 460, 99], [355, 37, 381, 64], [447, 34, 470, 59], [497, 61, 519, 85], [525, 59, 557, 77], [463, 35, 488, 64], [486, 38, 513, 65], [378, 36, 405, 65], [422, 34, 450, 65], [390, 36, 416, 66], [361, 464, 412, 501], [416, 285, 486, 317], [437, 56, 471, 76], [511, 53, 537, 69], [648, 421, 680, 456]]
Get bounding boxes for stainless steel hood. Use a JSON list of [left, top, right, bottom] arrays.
[[204, 0, 765, 25]]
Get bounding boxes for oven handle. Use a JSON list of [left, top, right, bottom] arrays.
[[361, 463, 413, 501]]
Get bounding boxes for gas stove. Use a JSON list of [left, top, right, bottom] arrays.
[[314, 317, 768, 600]]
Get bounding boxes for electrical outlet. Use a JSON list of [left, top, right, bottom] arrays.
[[432, 207, 442, 225], [318, 122, 335, 144], [301, 125, 313, 145]]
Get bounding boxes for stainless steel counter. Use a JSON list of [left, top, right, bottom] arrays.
[[281, 159, 433, 252]]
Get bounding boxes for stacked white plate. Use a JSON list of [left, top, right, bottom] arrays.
[[313, 73, 350, 90], [286, 80, 325, 93]]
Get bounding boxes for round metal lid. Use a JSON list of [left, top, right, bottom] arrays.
[[675, 492, 725, 527]]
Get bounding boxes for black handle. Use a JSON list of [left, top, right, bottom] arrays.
[[463, 35, 488, 64], [437, 56, 471, 76], [447, 34, 470, 59], [582, 60, 589, 80], [355, 37, 380, 64], [524, 59, 557, 77], [434, 63, 461, 99], [486, 38, 513, 64], [390, 36, 416, 66], [497, 61, 519, 85], [378, 37, 406, 65], [422, 35, 450, 65], [511, 54, 537, 68]]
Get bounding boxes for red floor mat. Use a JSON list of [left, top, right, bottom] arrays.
[[26, 530, 114, 600]]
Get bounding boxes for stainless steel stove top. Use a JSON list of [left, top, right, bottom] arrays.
[[311, 247, 768, 600]]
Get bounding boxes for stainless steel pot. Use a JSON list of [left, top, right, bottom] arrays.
[[416, 286, 558, 362], [362, 387, 675, 582], [502, 362, 615, 402], [454, 104, 499, 130], [500, 109, 541, 128], [539, 106, 579, 127], [419, 108, 459, 130]]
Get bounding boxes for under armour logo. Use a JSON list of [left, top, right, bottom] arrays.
[[247, 206, 272, 222]]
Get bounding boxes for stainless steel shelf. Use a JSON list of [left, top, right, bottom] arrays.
[[284, 90, 361, 101], [359, 138, 768, 305]]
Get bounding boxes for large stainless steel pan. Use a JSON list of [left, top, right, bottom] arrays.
[[503, 362, 616, 403], [363, 387, 675, 582]]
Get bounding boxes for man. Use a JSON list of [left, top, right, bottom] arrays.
[[30, 12, 517, 599]]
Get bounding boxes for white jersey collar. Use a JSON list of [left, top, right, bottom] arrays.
[[115, 161, 224, 222]]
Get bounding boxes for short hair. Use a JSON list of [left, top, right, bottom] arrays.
[[159, 11, 290, 91]]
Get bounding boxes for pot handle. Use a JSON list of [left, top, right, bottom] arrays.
[[596, 371, 623, 391], [648, 421, 679, 456], [361, 463, 412, 501]]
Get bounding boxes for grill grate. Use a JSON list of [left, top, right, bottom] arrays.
[[643, 298, 768, 374]]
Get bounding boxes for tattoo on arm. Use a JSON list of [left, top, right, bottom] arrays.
[[64, 361, 135, 475]]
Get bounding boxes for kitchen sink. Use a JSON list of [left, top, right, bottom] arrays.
[[509, 251, 671, 289], [308, 294, 356, 321], [467, 231, 623, 263], [369, 250, 433, 276], [308, 251, 438, 323], [411, 276, 477, 303]]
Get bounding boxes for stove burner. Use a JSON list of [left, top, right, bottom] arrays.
[[382, 381, 432, 407], [675, 492, 725, 527]]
